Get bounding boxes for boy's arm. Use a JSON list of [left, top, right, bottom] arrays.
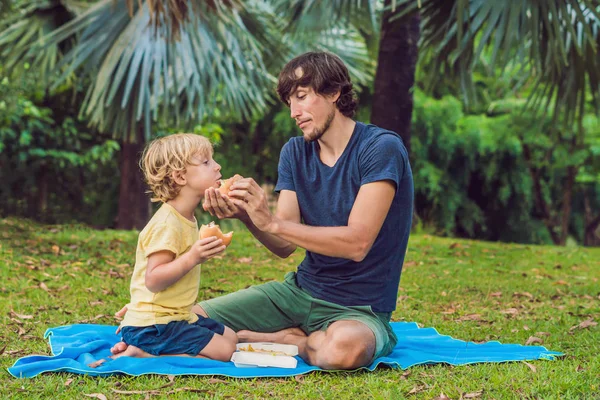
[[231, 179, 396, 262], [145, 237, 224, 293]]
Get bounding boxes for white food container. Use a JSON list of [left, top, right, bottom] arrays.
[[230, 351, 298, 368], [235, 342, 299, 356], [231, 343, 299, 368]]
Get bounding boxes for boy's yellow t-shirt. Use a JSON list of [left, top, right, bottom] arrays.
[[121, 202, 201, 327]]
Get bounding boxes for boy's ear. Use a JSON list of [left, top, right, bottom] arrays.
[[171, 170, 186, 185]]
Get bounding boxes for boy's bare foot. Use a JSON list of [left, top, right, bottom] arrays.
[[110, 341, 128, 356], [237, 327, 306, 343], [110, 344, 153, 359]]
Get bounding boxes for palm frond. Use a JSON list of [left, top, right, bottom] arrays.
[[272, 0, 378, 88], [273, 0, 379, 37], [0, 1, 84, 79], [23, 0, 275, 142], [390, 0, 600, 128]]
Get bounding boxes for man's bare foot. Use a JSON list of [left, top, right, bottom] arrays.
[[110, 344, 153, 359], [237, 327, 307, 343]]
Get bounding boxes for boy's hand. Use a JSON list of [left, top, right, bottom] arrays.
[[190, 236, 226, 264], [203, 187, 247, 221]]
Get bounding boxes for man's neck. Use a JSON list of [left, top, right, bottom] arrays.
[[317, 115, 356, 166], [166, 194, 201, 222]]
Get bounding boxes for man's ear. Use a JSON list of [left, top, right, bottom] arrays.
[[330, 91, 341, 104], [171, 170, 186, 185]]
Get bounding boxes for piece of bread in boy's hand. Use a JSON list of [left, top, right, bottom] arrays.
[[200, 221, 233, 246], [218, 174, 242, 196]]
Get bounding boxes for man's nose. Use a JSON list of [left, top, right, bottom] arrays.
[[290, 102, 301, 119]]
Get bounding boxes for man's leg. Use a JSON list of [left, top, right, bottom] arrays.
[[237, 320, 375, 370]]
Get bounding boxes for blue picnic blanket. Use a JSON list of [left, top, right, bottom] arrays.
[[8, 322, 562, 378]]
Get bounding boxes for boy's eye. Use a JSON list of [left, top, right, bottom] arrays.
[[297, 94, 306, 100], [203, 160, 209, 165]]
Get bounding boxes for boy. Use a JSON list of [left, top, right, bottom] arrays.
[[112, 133, 237, 361]]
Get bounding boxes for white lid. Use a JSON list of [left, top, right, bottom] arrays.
[[235, 342, 299, 356], [231, 351, 298, 369]]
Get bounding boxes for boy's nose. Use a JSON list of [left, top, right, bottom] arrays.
[[215, 162, 221, 171]]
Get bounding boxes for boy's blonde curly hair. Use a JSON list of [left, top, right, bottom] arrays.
[[141, 133, 213, 202]]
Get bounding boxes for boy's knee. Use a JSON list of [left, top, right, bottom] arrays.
[[213, 341, 236, 362]]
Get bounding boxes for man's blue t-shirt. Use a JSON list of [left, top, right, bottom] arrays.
[[275, 121, 413, 313]]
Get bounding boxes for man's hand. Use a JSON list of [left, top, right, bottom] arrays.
[[203, 187, 247, 221], [228, 178, 276, 232]]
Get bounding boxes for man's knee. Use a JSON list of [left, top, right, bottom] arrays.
[[312, 324, 375, 370]]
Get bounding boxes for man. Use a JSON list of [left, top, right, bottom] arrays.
[[113, 51, 413, 370]]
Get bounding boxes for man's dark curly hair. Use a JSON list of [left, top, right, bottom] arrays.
[[277, 52, 358, 118]]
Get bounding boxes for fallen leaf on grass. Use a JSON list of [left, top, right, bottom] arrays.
[[457, 314, 482, 322], [0, 344, 7, 355], [433, 393, 450, 400], [535, 331, 550, 336], [400, 370, 411, 379], [51, 245, 60, 255], [111, 389, 162, 395], [80, 314, 107, 323], [525, 336, 543, 345], [523, 361, 537, 373], [513, 292, 534, 299], [569, 318, 597, 332], [490, 292, 502, 297], [501, 308, 519, 315], [208, 378, 228, 384], [237, 257, 253, 263], [554, 280, 569, 286], [10, 310, 33, 319], [408, 385, 427, 395], [64, 378, 74, 386], [39, 282, 50, 292], [462, 390, 483, 398], [294, 375, 305, 384], [576, 365, 585, 372], [83, 394, 107, 400]]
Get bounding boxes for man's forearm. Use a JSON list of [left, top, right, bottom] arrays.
[[269, 218, 368, 262], [241, 216, 297, 258]]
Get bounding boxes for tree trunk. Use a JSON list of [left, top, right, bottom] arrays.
[[584, 193, 600, 246], [558, 166, 576, 245], [370, 1, 420, 155], [116, 126, 150, 230]]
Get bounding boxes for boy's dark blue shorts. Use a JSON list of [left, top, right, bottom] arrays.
[[120, 314, 226, 356]]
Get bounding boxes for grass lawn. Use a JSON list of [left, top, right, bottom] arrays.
[[0, 217, 598, 399]]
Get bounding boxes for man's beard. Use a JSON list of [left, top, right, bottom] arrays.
[[304, 108, 335, 143]]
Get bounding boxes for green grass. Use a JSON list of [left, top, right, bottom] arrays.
[[1, 217, 599, 399]]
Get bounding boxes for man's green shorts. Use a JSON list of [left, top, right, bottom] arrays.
[[199, 272, 397, 360]]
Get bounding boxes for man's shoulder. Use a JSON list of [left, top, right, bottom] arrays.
[[356, 122, 406, 152]]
